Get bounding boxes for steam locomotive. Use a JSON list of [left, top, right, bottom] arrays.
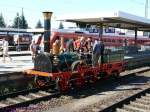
[[26, 12, 125, 92]]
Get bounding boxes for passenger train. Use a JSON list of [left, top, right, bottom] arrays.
[[0, 33, 32, 50], [34, 28, 150, 50]]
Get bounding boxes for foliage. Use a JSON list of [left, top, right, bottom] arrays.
[[76, 22, 86, 28], [20, 12, 28, 29], [12, 13, 22, 28], [12, 11, 28, 29], [59, 22, 64, 29], [36, 20, 43, 28], [0, 13, 6, 28]]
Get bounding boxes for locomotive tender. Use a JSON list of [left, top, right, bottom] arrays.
[[26, 12, 124, 92]]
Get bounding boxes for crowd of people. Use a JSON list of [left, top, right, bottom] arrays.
[[0, 34, 105, 66], [51, 36, 105, 66], [29, 34, 105, 66]]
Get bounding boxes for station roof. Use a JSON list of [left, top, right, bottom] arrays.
[[0, 28, 27, 33], [58, 11, 150, 31], [27, 28, 44, 33]]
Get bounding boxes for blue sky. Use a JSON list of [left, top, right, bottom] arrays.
[[0, 0, 149, 28]]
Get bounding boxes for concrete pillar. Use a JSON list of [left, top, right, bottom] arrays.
[[98, 23, 103, 41], [43, 11, 53, 53], [135, 28, 137, 46]]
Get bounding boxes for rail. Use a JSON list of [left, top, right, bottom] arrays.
[[100, 88, 150, 112]]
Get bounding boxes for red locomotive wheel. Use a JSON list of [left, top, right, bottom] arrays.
[[55, 78, 69, 92], [59, 80, 69, 92], [34, 76, 50, 88], [84, 71, 97, 84], [112, 71, 120, 79], [70, 75, 84, 88], [71, 60, 86, 88]]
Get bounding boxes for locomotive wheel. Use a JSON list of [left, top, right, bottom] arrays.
[[112, 71, 120, 79], [34, 76, 51, 88], [71, 60, 87, 71], [57, 78, 69, 92], [71, 60, 86, 88], [70, 75, 84, 89], [84, 71, 97, 84]]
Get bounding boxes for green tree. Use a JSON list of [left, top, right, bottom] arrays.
[[12, 10, 28, 29], [36, 20, 43, 28], [76, 22, 86, 28], [59, 22, 64, 29], [20, 9, 28, 29], [0, 13, 6, 28], [12, 13, 22, 28]]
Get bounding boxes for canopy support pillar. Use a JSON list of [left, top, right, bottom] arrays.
[[98, 23, 103, 41], [135, 28, 137, 46]]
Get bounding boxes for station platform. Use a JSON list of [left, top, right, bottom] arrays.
[[0, 55, 33, 74], [0, 50, 149, 74], [0, 51, 31, 57]]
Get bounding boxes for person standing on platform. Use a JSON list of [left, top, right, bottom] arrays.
[[92, 39, 102, 66], [2, 38, 12, 62], [100, 41, 105, 64], [30, 40, 37, 61]]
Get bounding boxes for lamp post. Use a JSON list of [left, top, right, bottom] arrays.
[[145, 0, 148, 18], [17, 13, 20, 51]]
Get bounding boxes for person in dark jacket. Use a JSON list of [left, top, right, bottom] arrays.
[[92, 39, 104, 66], [100, 41, 105, 64]]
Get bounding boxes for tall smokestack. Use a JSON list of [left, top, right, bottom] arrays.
[[43, 11, 53, 53]]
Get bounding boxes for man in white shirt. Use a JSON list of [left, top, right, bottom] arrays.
[[2, 38, 12, 62], [30, 40, 37, 61]]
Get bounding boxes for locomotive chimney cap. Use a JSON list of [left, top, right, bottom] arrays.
[[43, 11, 53, 19]]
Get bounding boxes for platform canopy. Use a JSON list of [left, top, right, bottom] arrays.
[[57, 11, 150, 31]]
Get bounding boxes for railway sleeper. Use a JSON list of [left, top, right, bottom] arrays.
[[18, 95, 31, 101], [141, 96, 150, 101], [6, 98, 20, 104], [123, 104, 148, 112], [116, 108, 130, 112], [146, 93, 150, 97], [38, 91, 51, 96], [0, 102, 8, 108], [135, 98, 150, 105], [29, 93, 43, 98], [130, 101, 150, 110]]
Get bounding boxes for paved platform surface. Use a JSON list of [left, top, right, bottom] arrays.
[[0, 55, 33, 74], [0, 51, 31, 57], [0, 50, 149, 74]]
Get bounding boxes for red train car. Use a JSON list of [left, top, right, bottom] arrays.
[[36, 30, 150, 50]]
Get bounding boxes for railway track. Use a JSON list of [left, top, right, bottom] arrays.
[[100, 88, 150, 112], [0, 67, 149, 112], [0, 87, 60, 112]]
